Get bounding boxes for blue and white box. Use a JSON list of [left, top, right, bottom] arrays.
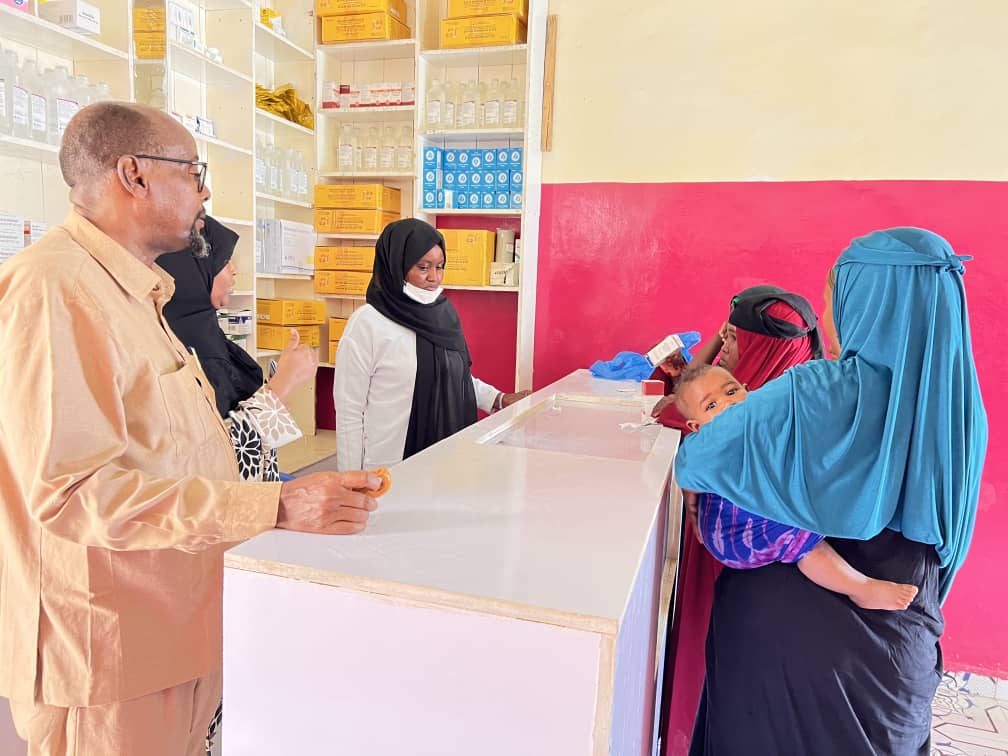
[[443, 149, 460, 169], [422, 167, 440, 189], [456, 191, 470, 208], [468, 149, 483, 170], [442, 171, 457, 190], [468, 191, 481, 208], [422, 146, 442, 169], [422, 188, 438, 208], [510, 191, 522, 209], [495, 191, 510, 209], [469, 171, 483, 189], [437, 190, 445, 208], [507, 148, 523, 169], [496, 147, 510, 167], [481, 149, 497, 169], [495, 169, 510, 188], [481, 191, 495, 209], [509, 169, 523, 189], [481, 171, 496, 191], [457, 150, 471, 169], [456, 171, 470, 189]]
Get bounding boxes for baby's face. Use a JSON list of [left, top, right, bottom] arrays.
[[680, 367, 748, 430]]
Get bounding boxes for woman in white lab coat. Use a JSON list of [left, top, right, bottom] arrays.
[[333, 218, 528, 471]]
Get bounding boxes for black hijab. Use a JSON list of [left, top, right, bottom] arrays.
[[366, 218, 477, 458], [728, 286, 825, 360], [156, 217, 264, 417]]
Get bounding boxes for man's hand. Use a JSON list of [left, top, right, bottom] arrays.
[[276, 470, 381, 535], [682, 489, 703, 544]]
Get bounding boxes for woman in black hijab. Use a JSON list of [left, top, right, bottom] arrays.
[[157, 216, 317, 482], [332, 218, 528, 470]]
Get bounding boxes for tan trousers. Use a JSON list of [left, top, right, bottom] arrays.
[[9, 671, 222, 756]]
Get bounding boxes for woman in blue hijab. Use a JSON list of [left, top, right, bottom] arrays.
[[676, 228, 987, 755]]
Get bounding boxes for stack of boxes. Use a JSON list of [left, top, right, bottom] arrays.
[[440, 0, 528, 49], [255, 219, 316, 276], [316, 0, 411, 44], [132, 5, 166, 59], [255, 298, 326, 351], [314, 241, 376, 297], [422, 145, 523, 211], [438, 229, 496, 286], [327, 316, 348, 364]]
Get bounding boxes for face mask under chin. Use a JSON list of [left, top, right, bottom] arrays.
[[403, 282, 443, 305]]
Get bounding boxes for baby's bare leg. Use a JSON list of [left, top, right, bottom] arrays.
[[797, 541, 918, 610]]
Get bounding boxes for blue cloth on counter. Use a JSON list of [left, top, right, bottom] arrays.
[[589, 351, 654, 381]]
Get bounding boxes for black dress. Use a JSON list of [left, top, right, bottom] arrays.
[[689, 529, 943, 756]]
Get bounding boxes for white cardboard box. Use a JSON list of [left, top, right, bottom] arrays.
[[38, 0, 101, 35]]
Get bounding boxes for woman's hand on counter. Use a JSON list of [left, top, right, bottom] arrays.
[[276, 470, 382, 535], [683, 489, 703, 544], [651, 395, 677, 418]]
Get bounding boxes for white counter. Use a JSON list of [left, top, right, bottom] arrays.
[[224, 369, 680, 756]]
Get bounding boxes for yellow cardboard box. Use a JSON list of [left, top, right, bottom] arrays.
[[314, 184, 401, 212], [321, 11, 412, 44], [440, 229, 496, 286], [256, 324, 322, 350], [328, 340, 339, 364], [440, 14, 525, 48], [447, 0, 527, 21], [315, 245, 377, 272], [315, 270, 372, 296], [133, 31, 166, 59], [132, 7, 166, 32], [315, 209, 400, 235], [259, 7, 280, 28], [328, 317, 349, 340], [315, 0, 406, 20], [256, 298, 327, 325]]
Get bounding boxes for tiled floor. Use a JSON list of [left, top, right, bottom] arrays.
[[933, 673, 1008, 756]]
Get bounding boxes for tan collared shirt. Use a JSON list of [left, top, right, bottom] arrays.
[[0, 212, 281, 706]]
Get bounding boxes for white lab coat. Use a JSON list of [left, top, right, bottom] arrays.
[[333, 304, 501, 471]]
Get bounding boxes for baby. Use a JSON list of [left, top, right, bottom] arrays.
[[675, 363, 918, 610]]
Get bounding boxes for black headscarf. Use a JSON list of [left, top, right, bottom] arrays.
[[156, 217, 264, 417], [366, 218, 477, 458], [728, 286, 825, 360]]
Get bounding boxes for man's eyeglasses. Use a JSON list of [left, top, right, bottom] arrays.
[[133, 154, 208, 192]]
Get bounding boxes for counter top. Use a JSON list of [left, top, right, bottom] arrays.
[[225, 370, 680, 633]]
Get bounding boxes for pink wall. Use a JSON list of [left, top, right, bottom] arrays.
[[533, 180, 1006, 675]]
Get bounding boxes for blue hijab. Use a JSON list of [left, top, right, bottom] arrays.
[[675, 227, 987, 601]]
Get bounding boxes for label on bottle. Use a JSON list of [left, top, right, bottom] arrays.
[[30, 92, 47, 133], [379, 146, 395, 170], [268, 165, 279, 192], [485, 101, 501, 127], [254, 157, 266, 186], [426, 100, 441, 127], [503, 99, 518, 127], [444, 101, 456, 128], [396, 145, 411, 170], [338, 144, 354, 171], [363, 146, 378, 171], [460, 100, 477, 128], [57, 97, 80, 134], [12, 86, 28, 126]]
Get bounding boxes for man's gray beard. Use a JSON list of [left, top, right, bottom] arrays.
[[189, 226, 209, 258]]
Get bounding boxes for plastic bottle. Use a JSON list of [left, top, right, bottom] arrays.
[[267, 141, 281, 196], [73, 74, 93, 108], [396, 124, 412, 171], [351, 126, 363, 170], [337, 123, 354, 172], [47, 66, 77, 144], [94, 81, 112, 102], [254, 136, 267, 191], [477, 79, 488, 127], [363, 126, 379, 171], [425, 78, 444, 130], [502, 78, 523, 127], [21, 60, 49, 144], [379, 125, 396, 171], [10, 54, 30, 140], [0, 48, 16, 136], [443, 81, 458, 130], [459, 79, 479, 130], [483, 78, 501, 128]]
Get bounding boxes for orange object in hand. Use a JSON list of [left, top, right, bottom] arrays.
[[356, 468, 391, 498]]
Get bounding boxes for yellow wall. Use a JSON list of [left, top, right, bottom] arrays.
[[543, 1, 1008, 183]]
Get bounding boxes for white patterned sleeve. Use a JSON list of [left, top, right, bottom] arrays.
[[228, 386, 303, 450]]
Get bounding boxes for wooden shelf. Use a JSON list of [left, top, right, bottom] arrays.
[[194, 132, 253, 157], [422, 208, 522, 216], [316, 38, 416, 62], [319, 171, 415, 180], [445, 285, 519, 292], [318, 105, 415, 123], [256, 349, 281, 357], [420, 128, 525, 143], [214, 216, 254, 227], [256, 108, 314, 136], [255, 23, 313, 62], [0, 134, 59, 162], [420, 44, 529, 68], [255, 192, 312, 208], [0, 5, 129, 62], [317, 232, 379, 241], [193, 0, 252, 10], [256, 272, 313, 280], [230, 289, 256, 296], [170, 41, 253, 88], [318, 362, 335, 369], [320, 294, 367, 301]]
